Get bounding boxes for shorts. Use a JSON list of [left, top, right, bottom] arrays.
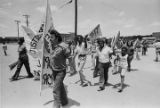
[[118, 65, 127, 76]]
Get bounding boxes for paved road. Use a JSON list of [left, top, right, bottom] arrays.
[[0, 44, 160, 108]]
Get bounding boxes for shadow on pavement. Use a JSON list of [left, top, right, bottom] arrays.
[[43, 98, 80, 108], [63, 98, 80, 108], [9, 75, 28, 82], [131, 68, 138, 71], [93, 82, 114, 87], [113, 83, 130, 90]]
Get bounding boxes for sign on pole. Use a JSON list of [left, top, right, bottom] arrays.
[[41, 0, 55, 90]]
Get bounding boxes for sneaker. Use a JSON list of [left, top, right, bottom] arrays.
[[81, 83, 88, 87], [10, 77, 18, 81], [97, 87, 105, 91], [118, 89, 123, 92], [27, 74, 34, 78]]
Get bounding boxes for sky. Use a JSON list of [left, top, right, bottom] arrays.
[[0, 0, 160, 38]]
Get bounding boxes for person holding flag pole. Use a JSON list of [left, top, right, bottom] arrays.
[[49, 29, 71, 108], [40, 0, 71, 108]]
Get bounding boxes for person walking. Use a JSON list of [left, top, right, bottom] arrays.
[[116, 46, 128, 92], [49, 30, 71, 108], [153, 39, 160, 62], [68, 41, 77, 76], [74, 35, 90, 87], [134, 37, 142, 60], [2, 42, 7, 56], [92, 38, 100, 78], [142, 40, 148, 56], [94, 38, 113, 91], [127, 41, 134, 71], [11, 38, 34, 81]]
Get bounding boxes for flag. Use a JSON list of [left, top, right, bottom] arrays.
[[112, 31, 120, 49], [22, 25, 43, 58], [87, 24, 102, 42], [111, 36, 115, 48], [21, 25, 35, 39], [60, 0, 73, 9], [41, 0, 55, 90], [22, 26, 42, 81]]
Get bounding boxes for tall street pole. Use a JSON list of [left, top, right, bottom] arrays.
[[23, 14, 30, 27], [75, 0, 78, 38], [15, 20, 20, 41]]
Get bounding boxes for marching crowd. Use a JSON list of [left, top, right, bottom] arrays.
[[2, 29, 160, 108]]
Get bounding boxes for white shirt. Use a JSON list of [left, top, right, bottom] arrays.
[[153, 42, 160, 48], [118, 54, 128, 68], [96, 46, 113, 63], [153, 42, 160, 52], [74, 42, 87, 55]]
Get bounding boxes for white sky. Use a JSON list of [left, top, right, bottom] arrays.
[[0, 0, 160, 38]]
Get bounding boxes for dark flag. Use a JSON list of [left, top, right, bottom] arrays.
[[60, 0, 73, 9]]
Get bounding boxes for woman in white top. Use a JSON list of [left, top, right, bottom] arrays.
[[74, 36, 89, 87]]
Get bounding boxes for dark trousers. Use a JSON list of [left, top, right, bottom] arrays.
[[98, 62, 110, 88], [93, 57, 99, 77], [142, 47, 147, 55], [13, 56, 32, 79], [52, 69, 68, 108], [127, 55, 134, 71], [4, 50, 7, 56], [68, 57, 76, 74]]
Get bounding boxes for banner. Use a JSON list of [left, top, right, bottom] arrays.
[[112, 31, 120, 49], [111, 36, 115, 48], [22, 25, 43, 58], [22, 26, 42, 80], [87, 24, 102, 42], [41, 0, 55, 90], [21, 25, 35, 39]]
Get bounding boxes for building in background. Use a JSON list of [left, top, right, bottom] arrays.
[[0, 33, 77, 44], [152, 32, 160, 40]]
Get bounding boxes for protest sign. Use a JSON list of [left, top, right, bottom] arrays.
[[41, 0, 55, 90], [22, 26, 42, 80]]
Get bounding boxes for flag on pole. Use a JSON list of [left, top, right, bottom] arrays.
[[21, 25, 35, 39], [59, 0, 73, 9], [112, 31, 120, 49], [87, 24, 102, 42], [41, 0, 55, 90], [22, 26, 42, 80], [111, 36, 115, 48], [22, 25, 43, 58]]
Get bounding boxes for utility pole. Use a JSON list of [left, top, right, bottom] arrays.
[[15, 20, 20, 41], [23, 14, 30, 27], [75, 0, 78, 38]]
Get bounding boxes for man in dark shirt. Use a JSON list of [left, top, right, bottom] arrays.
[[2, 42, 7, 56], [49, 30, 71, 108], [11, 38, 34, 81]]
